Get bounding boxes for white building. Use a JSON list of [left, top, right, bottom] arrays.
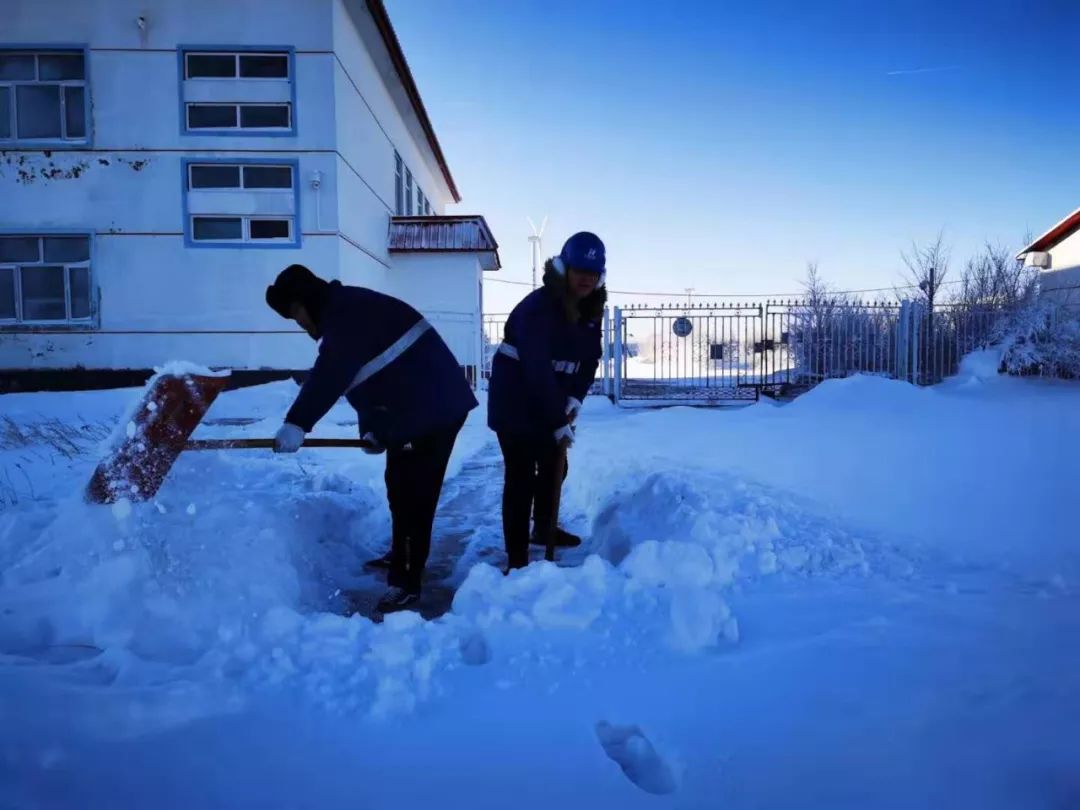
[[1016, 207, 1080, 310], [0, 0, 500, 389]]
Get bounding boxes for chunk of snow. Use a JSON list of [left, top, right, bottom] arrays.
[[111, 498, 132, 521], [956, 349, 1003, 381], [595, 721, 679, 795]]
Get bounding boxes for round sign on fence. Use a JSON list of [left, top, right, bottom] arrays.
[[672, 317, 693, 337]]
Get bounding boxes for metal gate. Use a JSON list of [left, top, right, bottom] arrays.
[[613, 304, 763, 403]]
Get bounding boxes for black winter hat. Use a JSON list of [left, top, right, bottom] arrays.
[[266, 264, 329, 320]]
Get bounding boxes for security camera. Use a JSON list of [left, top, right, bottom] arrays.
[[311, 170, 322, 190]]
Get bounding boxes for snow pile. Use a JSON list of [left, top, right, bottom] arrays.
[[223, 606, 464, 720], [565, 369, 1080, 580]]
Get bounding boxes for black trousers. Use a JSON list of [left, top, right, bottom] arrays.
[[496, 432, 568, 569], [385, 418, 464, 593]]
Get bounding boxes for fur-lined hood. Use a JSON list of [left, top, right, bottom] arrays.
[[541, 258, 608, 322]]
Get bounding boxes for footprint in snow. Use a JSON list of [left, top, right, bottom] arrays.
[[596, 721, 679, 795]]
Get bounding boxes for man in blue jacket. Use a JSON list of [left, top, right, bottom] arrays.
[[266, 264, 478, 614], [487, 232, 607, 570]]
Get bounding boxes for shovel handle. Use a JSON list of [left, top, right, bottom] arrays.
[[545, 442, 569, 562], [185, 438, 375, 450]]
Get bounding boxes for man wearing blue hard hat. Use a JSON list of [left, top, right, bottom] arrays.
[[487, 231, 607, 570]]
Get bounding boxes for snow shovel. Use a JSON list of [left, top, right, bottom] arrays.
[[544, 441, 569, 562], [85, 370, 372, 505]]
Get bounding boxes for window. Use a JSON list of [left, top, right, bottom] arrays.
[[0, 49, 89, 143], [184, 160, 300, 247], [0, 235, 93, 324], [394, 153, 434, 217], [180, 48, 295, 134], [394, 152, 404, 215], [185, 52, 289, 79]]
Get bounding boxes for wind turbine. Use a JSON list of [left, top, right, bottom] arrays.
[[527, 216, 548, 290]]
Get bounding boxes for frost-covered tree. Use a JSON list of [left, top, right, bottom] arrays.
[[997, 299, 1080, 378]]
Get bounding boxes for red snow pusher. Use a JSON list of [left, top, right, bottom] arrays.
[[85, 370, 370, 505]]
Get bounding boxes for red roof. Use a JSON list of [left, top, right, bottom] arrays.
[[367, 0, 461, 203], [388, 215, 501, 270], [1017, 205, 1080, 258]]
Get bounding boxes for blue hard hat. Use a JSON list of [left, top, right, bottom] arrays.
[[559, 231, 606, 276]]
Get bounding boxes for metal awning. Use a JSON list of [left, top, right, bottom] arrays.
[[388, 215, 501, 271]]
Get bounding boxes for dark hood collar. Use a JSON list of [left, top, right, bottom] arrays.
[[542, 258, 607, 321]]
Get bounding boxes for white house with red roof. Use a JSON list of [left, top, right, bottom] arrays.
[[0, 0, 499, 390], [1016, 207, 1080, 309]]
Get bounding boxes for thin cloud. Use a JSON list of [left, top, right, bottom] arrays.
[[886, 65, 963, 76]]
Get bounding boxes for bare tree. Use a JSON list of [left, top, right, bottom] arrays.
[[900, 232, 950, 305], [956, 241, 1038, 310]]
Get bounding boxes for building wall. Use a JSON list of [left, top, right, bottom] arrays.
[[1043, 232, 1080, 309], [333, 0, 452, 214], [384, 253, 483, 373], [1, 0, 477, 374], [3, 0, 334, 53]]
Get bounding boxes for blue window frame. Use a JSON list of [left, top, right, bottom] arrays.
[[181, 157, 302, 249], [0, 231, 96, 327], [0, 45, 91, 147], [177, 46, 297, 137]]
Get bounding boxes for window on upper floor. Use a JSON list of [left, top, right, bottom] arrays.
[[183, 161, 300, 247], [0, 48, 89, 145], [395, 153, 435, 216], [180, 48, 295, 135], [394, 152, 404, 216], [0, 235, 93, 325]]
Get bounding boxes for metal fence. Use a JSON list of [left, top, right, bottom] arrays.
[[481, 313, 507, 387], [912, 303, 1006, 386], [480, 299, 1015, 405]]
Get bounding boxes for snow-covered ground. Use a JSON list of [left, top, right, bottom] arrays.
[[1, 353, 1078, 809]]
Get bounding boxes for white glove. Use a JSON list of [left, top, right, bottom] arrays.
[[565, 397, 583, 424], [360, 431, 385, 455], [554, 424, 575, 447], [273, 423, 305, 454]]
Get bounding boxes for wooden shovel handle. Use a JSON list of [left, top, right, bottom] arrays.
[[545, 441, 569, 562], [185, 438, 376, 450]]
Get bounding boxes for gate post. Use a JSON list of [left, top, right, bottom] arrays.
[[613, 306, 623, 403], [601, 305, 612, 396], [911, 300, 923, 385], [896, 300, 910, 383]]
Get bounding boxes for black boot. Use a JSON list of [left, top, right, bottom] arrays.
[[376, 586, 420, 614], [530, 527, 582, 548], [362, 550, 394, 571]]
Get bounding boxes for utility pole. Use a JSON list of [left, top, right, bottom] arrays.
[[684, 287, 695, 307], [919, 266, 936, 384]]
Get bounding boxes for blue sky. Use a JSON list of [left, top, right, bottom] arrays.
[[386, 0, 1080, 310]]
